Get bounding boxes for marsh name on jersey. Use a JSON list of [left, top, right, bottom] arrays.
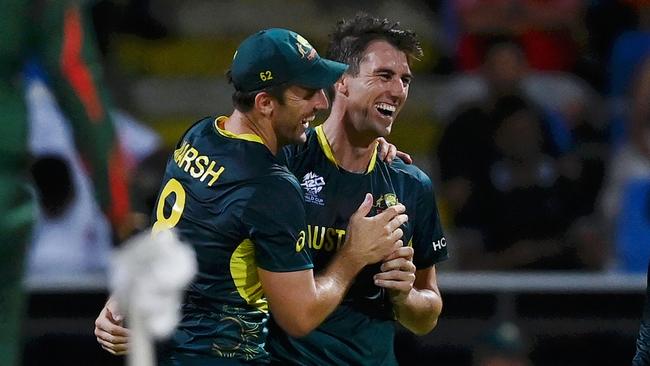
[[173, 140, 225, 186]]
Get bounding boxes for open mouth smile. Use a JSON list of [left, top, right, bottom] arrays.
[[375, 102, 396, 118]]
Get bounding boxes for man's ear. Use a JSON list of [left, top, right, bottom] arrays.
[[254, 92, 274, 116], [336, 77, 349, 96]]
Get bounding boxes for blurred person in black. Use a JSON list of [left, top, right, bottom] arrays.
[[634, 260, 650, 365], [445, 95, 602, 270], [438, 39, 603, 231], [437, 36, 608, 270], [437, 40, 559, 229]]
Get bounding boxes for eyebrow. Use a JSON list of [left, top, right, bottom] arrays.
[[374, 67, 413, 80], [301, 88, 319, 98], [293, 86, 319, 99]]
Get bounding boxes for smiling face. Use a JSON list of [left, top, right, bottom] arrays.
[[272, 85, 328, 146], [341, 40, 412, 138]]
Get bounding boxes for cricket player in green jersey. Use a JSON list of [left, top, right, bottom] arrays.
[[1, 2, 129, 365], [95, 28, 408, 365], [266, 13, 448, 365]]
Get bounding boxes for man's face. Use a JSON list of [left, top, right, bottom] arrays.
[[495, 110, 542, 162], [343, 40, 412, 138], [273, 86, 328, 146]]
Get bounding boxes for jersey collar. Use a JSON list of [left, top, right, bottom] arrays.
[[214, 116, 265, 145], [314, 125, 377, 174]]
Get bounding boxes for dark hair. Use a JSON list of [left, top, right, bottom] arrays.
[[226, 70, 289, 112], [326, 12, 423, 76]]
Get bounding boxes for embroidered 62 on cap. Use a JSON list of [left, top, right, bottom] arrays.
[[230, 28, 348, 92]]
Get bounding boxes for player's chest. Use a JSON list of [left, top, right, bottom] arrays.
[[294, 164, 414, 256]]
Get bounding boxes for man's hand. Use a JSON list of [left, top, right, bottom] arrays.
[[377, 138, 412, 164], [374, 246, 416, 304], [94, 298, 130, 355], [342, 193, 408, 268]]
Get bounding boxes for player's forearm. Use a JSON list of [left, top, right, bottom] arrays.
[[393, 288, 442, 335], [304, 250, 366, 328], [272, 253, 363, 337]]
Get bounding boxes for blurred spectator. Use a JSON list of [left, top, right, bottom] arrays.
[[597, 56, 650, 271], [25, 63, 113, 275], [0, 2, 129, 364], [472, 322, 532, 366], [436, 42, 536, 231], [434, 39, 607, 166], [24, 62, 163, 275], [441, 95, 604, 270], [443, 0, 584, 72], [437, 41, 579, 226], [436, 36, 610, 270], [599, 56, 650, 233]]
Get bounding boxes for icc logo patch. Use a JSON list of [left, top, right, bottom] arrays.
[[301, 172, 325, 205]]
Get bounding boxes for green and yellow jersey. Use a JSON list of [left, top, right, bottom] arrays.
[[157, 116, 312, 364], [267, 126, 448, 366]]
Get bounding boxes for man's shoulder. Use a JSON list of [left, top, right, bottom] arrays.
[[257, 164, 303, 195], [385, 158, 432, 188]]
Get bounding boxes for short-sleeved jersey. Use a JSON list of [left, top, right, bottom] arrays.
[[157, 116, 313, 364], [267, 126, 448, 365]]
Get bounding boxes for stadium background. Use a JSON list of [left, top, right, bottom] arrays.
[[22, 0, 650, 365]]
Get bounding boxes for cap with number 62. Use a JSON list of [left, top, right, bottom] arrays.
[[230, 28, 348, 93]]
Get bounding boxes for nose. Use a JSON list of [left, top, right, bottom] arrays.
[[313, 89, 329, 110], [389, 78, 407, 99]]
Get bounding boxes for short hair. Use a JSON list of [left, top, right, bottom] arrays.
[[326, 12, 423, 76], [226, 70, 289, 112]]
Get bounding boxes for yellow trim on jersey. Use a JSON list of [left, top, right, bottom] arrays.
[[315, 125, 339, 168], [230, 239, 269, 313], [314, 125, 378, 174], [367, 142, 378, 174], [214, 116, 265, 144]]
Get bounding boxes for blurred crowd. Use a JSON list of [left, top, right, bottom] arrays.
[[18, 0, 650, 281], [2, 1, 647, 365], [432, 0, 650, 272]]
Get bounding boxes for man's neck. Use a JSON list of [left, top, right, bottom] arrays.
[[321, 118, 376, 173], [225, 110, 279, 154]]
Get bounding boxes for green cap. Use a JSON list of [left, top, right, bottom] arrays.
[[230, 28, 348, 93]]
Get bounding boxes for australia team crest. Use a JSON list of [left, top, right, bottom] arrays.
[[373, 193, 399, 213]]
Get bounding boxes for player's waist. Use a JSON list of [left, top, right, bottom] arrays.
[[182, 295, 267, 320]]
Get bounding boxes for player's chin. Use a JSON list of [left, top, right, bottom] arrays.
[[372, 123, 392, 138], [289, 130, 308, 145]]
